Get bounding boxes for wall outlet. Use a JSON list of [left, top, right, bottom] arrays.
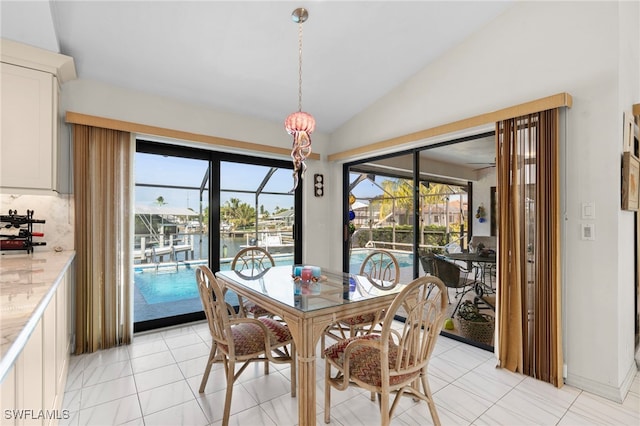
[[581, 223, 595, 241]]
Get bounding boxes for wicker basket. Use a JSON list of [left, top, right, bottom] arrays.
[[456, 301, 495, 345], [458, 314, 495, 346]]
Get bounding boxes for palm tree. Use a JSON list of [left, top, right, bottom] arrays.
[[420, 182, 450, 222], [222, 198, 256, 229], [378, 178, 414, 224], [420, 182, 467, 246], [154, 196, 168, 234], [234, 203, 256, 228]]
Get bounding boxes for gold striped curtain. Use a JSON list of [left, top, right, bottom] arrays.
[[73, 125, 133, 354], [496, 109, 563, 386]]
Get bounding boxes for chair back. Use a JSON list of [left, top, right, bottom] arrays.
[[380, 276, 447, 376], [469, 235, 497, 252], [196, 265, 233, 352], [419, 252, 436, 275], [432, 256, 464, 289], [231, 247, 275, 275], [359, 249, 400, 289], [444, 242, 462, 253]]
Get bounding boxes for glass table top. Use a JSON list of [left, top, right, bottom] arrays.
[[216, 265, 405, 313]]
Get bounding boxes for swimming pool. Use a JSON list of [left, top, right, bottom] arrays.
[[135, 264, 203, 304], [135, 256, 295, 305], [134, 249, 414, 306], [349, 249, 414, 268]]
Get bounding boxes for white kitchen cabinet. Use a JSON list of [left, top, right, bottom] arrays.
[[0, 253, 74, 426], [0, 39, 76, 194], [0, 63, 56, 192]]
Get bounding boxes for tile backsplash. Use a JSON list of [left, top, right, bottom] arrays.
[[0, 193, 74, 253]]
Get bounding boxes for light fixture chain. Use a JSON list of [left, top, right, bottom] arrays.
[[298, 21, 303, 112]]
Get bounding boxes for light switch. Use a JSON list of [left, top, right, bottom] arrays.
[[581, 223, 595, 241], [581, 202, 595, 220]]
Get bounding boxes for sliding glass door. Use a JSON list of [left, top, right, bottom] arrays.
[[134, 141, 301, 332], [133, 147, 210, 331], [344, 134, 497, 349], [345, 152, 470, 279], [346, 153, 416, 281]]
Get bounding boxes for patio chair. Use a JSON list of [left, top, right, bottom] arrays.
[[195, 265, 296, 426], [231, 246, 275, 318], [321, 250, 400, 353], [419, 252, 436, 276], [433, 255, 474, 318], [323, 275, 447, 426]]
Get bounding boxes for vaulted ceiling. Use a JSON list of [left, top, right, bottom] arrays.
[[2, 1, 509, 172], [2, 1, 512, 134]]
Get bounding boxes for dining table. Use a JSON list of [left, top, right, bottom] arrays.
[[215, 265, 406, 426]]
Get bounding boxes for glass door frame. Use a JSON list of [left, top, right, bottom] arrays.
[[134, 140, 302, 332], [342, 134, 486, 277], [214, 152, 303, 267]]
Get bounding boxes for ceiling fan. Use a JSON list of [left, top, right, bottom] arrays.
[[468, 158, 496, 171]]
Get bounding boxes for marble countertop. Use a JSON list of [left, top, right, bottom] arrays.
[[0, 250, 75, 382]]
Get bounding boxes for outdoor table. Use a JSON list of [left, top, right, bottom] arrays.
[[445, 251, 497, 296]]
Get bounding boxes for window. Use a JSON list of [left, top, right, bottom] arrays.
[[133, 141, 302, 332]]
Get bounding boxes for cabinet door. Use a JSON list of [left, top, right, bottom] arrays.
[[0, 63, 54, 191], [0, 367, 16, 426], [15, 318, 44, 426], [42, 297, 57, 421]]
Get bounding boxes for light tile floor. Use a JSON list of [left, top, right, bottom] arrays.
[[60, 321, 640, 426]]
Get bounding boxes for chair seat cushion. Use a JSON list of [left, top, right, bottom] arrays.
[[324, 335, 419, 388], [339, 310, 386, 328], [339, 312, 377, 326], [224, 318, 292, 356], [246, 302, 271, 317]]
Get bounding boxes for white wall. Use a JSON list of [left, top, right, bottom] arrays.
[[471, 170, 496, 237], [324, 1, 639, 402], [62, 79, 331, 155]]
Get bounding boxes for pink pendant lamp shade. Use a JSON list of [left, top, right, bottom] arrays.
[[285, 111, 315, 191]]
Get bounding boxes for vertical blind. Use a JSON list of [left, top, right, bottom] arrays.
[[496, 109, 563, 386], [73, 125, 133, 353]]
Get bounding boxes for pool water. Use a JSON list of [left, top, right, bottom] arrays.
[[349, 250, 414, 268], [135, 258, 295, 305], [134, 249, 414, 305], [135, 265, 204, 304]]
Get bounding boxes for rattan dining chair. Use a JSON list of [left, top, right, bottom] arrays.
[[231, 246, 275, 318], [323, 275, 447, 426], [322, 250, 400, 352], [195, 265, 296, 426]]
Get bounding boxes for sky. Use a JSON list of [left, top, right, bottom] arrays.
[[134, 152, 295, 214]]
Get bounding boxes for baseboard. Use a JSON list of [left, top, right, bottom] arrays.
[[565, 360, 638, 403]]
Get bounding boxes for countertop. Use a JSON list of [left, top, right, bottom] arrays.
[[0, 250, 75, 382]]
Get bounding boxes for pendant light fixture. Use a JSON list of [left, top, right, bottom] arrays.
[[285, 7, 315, 192]]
